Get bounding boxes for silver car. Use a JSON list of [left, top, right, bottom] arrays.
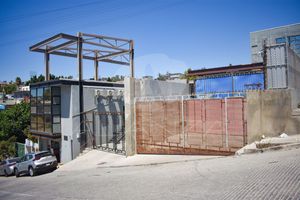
[[14, 151, 57, 177], [0, 158, 20, 176]]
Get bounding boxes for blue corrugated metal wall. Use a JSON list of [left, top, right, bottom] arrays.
[[195, 73, 264, 94]]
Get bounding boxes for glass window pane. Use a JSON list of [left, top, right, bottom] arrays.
[[45, 123, 51, 133], [31, 114, 37, 123], [30, 88, 37, 106], [44, 106, 51, 114], [37, 96, 43, 106], [52, 124, 61, 133], [37, 88, 43, 97], [276, 37, 286, 44], [52, 105, 60, 115], [52, 97, 60, 105], [31, 106, 36, 114], [30, 88, 37, 97], [53, 115, 60, 123], [45, 115, 51, 124], [44, 87, 51, 105], [38, 123, 44, 132], [37, 115, 44, 124], [31, 115, 37, 130], [31, 97, 36, 106], [37, 106, 44, 114], [52, 86, 60, 96]]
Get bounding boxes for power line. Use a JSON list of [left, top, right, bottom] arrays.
[[0, 0, 109, 24], [0, 0, 187, 47]]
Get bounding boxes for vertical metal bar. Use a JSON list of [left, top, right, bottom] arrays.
[[77, 32, 85, 148], [45, 48, 50, 81], [99, 114, 102, 148], [92, 112, 96, 148], [225, 97, 228, 148], [94, 52, 98, 80], [181, 96, 185, 148], [129, 40, 134, 78]]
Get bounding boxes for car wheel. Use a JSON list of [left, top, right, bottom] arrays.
[[4, 170, 8, 177], [28, 167, 35, 177], [15, 169, 19, 178]]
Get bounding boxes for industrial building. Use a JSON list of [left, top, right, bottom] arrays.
[[188, 63, 265, 97], [189, 23, 300, 98], [29, 33, 134, 163], [28, 24, 300, 161]]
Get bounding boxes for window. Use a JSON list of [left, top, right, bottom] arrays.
[[276, 37, 286, 44], [30, 86, 61, 134], [289, 35, 300, 54]]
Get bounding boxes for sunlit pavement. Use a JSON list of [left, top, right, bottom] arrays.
[[0, 148, 299, 200]]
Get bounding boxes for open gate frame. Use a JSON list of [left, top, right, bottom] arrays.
[[136, 97, 247, 155]]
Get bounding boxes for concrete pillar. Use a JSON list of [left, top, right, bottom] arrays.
[[124, 77, 136, 156]]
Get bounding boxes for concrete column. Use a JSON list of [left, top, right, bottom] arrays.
[[124, 77, 136, 156]]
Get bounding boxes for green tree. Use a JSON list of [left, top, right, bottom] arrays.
[[0, 136, 16, 160], [0, 84, 17, 94], [15, 77, 22, 86], [0, 102, 30, 143], [157, 73, 166, 81]]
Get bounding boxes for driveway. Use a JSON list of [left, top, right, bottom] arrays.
[[0, 148, 299, 200]]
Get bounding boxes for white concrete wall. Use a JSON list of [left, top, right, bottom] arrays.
[[60, 85, 81, 164], [135, 79, 189, 97]]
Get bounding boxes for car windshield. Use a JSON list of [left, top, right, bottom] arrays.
[[8, 158, 19, 163], [36, 152, 52, 158]]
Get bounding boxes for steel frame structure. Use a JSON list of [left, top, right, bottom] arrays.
[[30, 32, 133, 150], [30, 32, 134, 81]]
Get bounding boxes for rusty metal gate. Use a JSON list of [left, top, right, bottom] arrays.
[[136, 96, 247, 155]]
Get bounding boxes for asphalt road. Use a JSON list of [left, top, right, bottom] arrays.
[[0, 148, 300, 200]]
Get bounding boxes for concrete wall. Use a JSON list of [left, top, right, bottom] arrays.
[[135, 79, 189, 97], [246, 89, 300, 143], [124, 78, 190, 156], [287, 47, 300, 109], [60, 85, 81, 164]]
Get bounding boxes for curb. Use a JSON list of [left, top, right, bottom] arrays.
[[260, 142, 300, 153], [237, 142, 300, 156]]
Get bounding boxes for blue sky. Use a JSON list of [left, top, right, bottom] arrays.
[[0, 0, 299, 82]]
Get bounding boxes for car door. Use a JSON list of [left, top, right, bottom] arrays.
[[0, 161, 5, 175], [18, 156, 26, 172]]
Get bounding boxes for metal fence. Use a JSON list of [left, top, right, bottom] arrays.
[[136, 96, 247, 155]]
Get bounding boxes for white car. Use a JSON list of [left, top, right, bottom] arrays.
[[14, 151, 57, 177], [0, 158, 20, 176]]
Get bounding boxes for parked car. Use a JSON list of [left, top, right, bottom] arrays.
[[0, 158, 20, 176], [14, 151, 57, 177]]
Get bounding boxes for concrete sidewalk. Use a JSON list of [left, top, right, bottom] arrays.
[[57, 150, 222, 171], [236, 134, 300, 155]]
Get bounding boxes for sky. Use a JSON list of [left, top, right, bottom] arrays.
[[0, 0, 299, 82]]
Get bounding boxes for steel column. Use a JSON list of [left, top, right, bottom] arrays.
[[77, 32, 85, 149], [129, 40, 134, 78], [94, 53, 99, 80], [44, 49, 50, 81]]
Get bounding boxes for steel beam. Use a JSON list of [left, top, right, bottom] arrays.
[[47, 40, 77, 53], [83, 40, 127, 51], [97, 50, 129, 61], [81, 33, 130, 43], [30, 33, 78, 51], [34, 48, 130, 65]]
